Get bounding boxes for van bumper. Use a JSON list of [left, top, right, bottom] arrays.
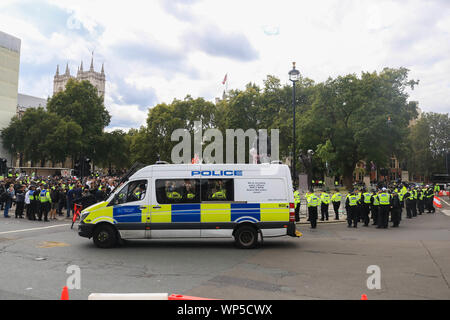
[[78, 222, 94, 239]]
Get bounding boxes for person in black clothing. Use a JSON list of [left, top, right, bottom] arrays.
[[58, 187, 66, 216], [74, 188, 97, 210], [404, 187, 414, 219], [15, 185, 25, 218], [49, 186, 59, 220], [390, 191, 401, 227]]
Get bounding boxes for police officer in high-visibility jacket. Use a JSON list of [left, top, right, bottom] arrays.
[[345, 190, 358, 228], [377, 188, 391, 229], [307, 189, 320, 229], [418, 187, 425, 214], [434, 184, 440, 195], [331, 189, 341, 220], [320, 190, 330, 221], [412, 187, 418, 217], [404, 187, 414, 219], [305, 190, 311, 222], [425, 185, 435, 213], [38, 185, 51, 221], [294, 189, 301, 222], [211, 188, 226, 200]]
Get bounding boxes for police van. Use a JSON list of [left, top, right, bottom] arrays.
[[78, 163, 301, 248]]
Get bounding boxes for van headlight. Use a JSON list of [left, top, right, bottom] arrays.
[[80, 212, 90, 222]]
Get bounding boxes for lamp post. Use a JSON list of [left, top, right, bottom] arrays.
[[289, 62, 300, 186]]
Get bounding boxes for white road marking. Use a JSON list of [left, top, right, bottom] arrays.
[[0, 224, 71, 235], [441, 210, 450, 217]]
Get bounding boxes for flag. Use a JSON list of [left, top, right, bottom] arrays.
[[222, 73, 227, 85], [433, 196, 442, 208], [192, 153, 199, 164]]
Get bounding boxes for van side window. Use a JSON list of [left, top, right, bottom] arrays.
[[110, 180, 147, 206], [156, 179, 200, 204], [201, 179, 234, 202]]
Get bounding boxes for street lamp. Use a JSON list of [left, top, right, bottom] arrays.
[[289, 62, 300, 186]]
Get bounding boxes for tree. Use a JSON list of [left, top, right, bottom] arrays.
[[143, 96, 217, 163], [298, 68, 418, 189], [1, 107, 83, 167], [408, 112, 450, 180], [46, 78, 111, 158]]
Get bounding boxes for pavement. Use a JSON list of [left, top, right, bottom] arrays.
[[0, 201, 449, 300]]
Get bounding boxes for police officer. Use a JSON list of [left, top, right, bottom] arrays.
[[412, 186, 418, 217], [213, 181, 227, 200], [434, 183, 440, 195], [307, 189, 319, 229], [377, 188, 391, 229], [404, 187, 414, 219], [425, 185, 435, 213], [331, 189, 341, 220], [390, 190, 401, 227], [294, 188, 301, 222], [38, 185, 51, 222], [184, 182, 196, 202], [371, 189, 379, 225], [320, 189, 330, 221], [361, 188, 372, 227], [166, 182, 182, 201], [356, 189, 363, 222], [418, 187, 425, 215], [345, 190, 358, 228], [305, 190, 311, 222]]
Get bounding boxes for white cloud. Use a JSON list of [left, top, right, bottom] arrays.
[[1, 0, 449, 130]]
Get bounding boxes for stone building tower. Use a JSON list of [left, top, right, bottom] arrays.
[[53, 56, 105, 101]]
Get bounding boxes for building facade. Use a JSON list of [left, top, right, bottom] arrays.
[[0, 31, 21, 165], [16, 93, 47, 118], [53, 57, 105, 100]]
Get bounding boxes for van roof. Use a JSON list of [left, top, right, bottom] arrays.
[[130, 163, 291, 180]]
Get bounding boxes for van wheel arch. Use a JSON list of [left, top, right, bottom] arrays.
[[92, 222, 120, 248]]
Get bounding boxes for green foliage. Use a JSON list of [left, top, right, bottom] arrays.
[[408, 112, 450, 179], [298, 68, 418, 187]]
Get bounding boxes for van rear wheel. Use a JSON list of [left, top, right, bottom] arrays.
[[234, 225, 258, 249], [93, 224, 118, 248]]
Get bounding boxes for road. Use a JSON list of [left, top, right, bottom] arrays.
[[0, 201, 449, 300]]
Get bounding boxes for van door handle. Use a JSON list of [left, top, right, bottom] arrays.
[[152, 205, 161, 209], [139, 206, 147, 210]]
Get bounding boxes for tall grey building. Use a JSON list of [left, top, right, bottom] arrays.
[[0, 30, 21, 164]]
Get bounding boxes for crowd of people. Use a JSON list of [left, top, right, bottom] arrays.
[[294, 182, 442, 229], [0, 173, 122, 221]]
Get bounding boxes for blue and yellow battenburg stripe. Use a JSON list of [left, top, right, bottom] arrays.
[[86, 202, 290, 224], [151, 203, 289, 224]]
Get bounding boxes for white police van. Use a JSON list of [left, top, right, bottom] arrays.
[[78, 163, 301, 248]]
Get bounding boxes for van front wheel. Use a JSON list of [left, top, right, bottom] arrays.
[[93, 224, 118, 248], [234, 225, 258, 249]]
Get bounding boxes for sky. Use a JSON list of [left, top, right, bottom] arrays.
[[1, 0, 449, 131]]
